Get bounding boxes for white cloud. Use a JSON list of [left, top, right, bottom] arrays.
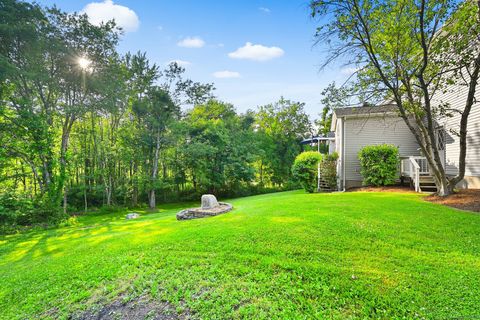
[[81, 0, 139, 33], [213, 70, 241, 79], [168, 59, 191, 67], [340, 67, 360, 75], [177, 37, 205, 48], [228, 42, 284, 61], [259, 7, 271, 13]]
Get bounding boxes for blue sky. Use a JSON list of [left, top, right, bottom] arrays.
[[36, 0, 351, 118]]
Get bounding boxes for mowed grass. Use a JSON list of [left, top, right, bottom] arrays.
[[1, 191, 480, 319]]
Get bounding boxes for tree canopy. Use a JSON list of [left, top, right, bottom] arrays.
[[0, 0, 313, 230]]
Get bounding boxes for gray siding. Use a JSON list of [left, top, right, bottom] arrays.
[[432, 86, 480, 177], [344, 115, 421, 181], [334, 117, 344, 183]]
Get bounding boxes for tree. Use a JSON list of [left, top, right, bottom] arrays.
[[1, 1, 119, 218], [125, 53, 215, 208], [133, 87, 177, 209], [316, 82, 351, 136], [180, 100, 256, 195], [123, 52, 160, 207], [256, 98, 312, 186], [310, 0, 480, 196], [161, 62, 215, 106], [0, 0, 51, 201]]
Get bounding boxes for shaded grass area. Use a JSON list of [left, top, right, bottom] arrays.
[[0, 191, 480, 319]]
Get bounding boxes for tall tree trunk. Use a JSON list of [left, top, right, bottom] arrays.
[[20, 162, 27, 193], [63, 186, 68, 215], [148, 189, 155, 209], [105, 168, 112, 206], [84, 136, 89, 213], [132, 160, 138, 207], [84, 185, 88, 213], [259, 160, 264, 186], [60, 115, 75, 215], [149, 130, 161, 209]]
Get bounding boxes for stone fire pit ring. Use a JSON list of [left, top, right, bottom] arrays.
[[176, 194, 233, 220]]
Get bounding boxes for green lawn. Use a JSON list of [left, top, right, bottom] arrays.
[[1, 191, 480, 319]]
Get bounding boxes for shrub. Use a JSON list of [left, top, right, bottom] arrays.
[[320, 152, 339, 190], [58, 216, 79, 228], [291, 151, 322, 193], [0, 192, 34, 226], [358, 144, 400, 186], [0, 189, 71, 234]]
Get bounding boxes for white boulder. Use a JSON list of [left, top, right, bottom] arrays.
[[201, 194, 219, 209], [126, 213, 140, 220]]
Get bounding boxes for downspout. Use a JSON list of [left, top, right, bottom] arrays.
[[342, 116, 346, 191], [317, 138, 321, 192]]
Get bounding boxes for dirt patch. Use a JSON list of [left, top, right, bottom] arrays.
[[349, 185, 416, 193], [351, 185, 480, 213], [72, 296, 189, 320], [425, 189, 480, 213]]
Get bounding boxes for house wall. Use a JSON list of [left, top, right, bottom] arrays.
[[334, 117, 344, 188], [328, 140, 336, 154], [432, 85, 480, 189], [342, 114, 421, 188]]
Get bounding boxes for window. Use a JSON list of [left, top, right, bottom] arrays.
[[437, 128, 446, 151]]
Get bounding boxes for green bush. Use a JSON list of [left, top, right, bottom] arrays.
[[291, 151, 322, 193], [358, 144, 400, 186], [0, 192, 33, 226], [0, 190, 68, 234]]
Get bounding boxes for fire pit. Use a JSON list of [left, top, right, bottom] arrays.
[[176, 194, 233, 220]]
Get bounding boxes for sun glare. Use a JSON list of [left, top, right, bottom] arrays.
[[77, 57, 92, 70]]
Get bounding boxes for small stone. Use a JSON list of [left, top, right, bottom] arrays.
[[201, 194, 219, 209], [126, 213, 140, 220]]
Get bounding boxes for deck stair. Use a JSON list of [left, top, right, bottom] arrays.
[[401, 156, 438, 193], [418, 175, 437, 192], [318, 177, 336, 192]]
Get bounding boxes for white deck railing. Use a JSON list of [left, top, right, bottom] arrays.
[[400, 156, 429, 192]]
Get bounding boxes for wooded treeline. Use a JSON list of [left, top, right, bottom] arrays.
[[0, 0, 312, 227]]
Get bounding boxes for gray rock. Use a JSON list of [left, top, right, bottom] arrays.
[[201, 194, 219, 209], [126, 213, 140, 220]]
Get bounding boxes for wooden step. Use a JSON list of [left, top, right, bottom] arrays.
[[420, 184, 437, 189], [319, 178, 336, 192], [407, 175, 438, 193], [420, 179, 436, 185], [420, 180, 437, 192]]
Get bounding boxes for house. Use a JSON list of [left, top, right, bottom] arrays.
[[431, 84, 480, 189], [329, 98, 480, 191], [331, 104, 421, 190]]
